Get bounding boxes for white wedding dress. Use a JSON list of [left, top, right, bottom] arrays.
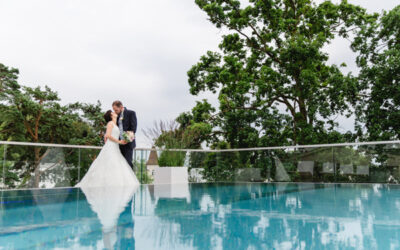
[[76, 124, 140, 188]]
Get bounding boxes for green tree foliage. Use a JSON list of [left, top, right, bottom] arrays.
[[0, 63, 104, 188], [185, 0, 372, 148], [176, 0, 374, 181], [144, 120, 212, 166], [352, 5, 400, 141], [201, 141, 241, 181]]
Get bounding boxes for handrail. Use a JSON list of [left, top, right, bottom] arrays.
[[1, 140, 400, 152], [0, 141, 102, 149]]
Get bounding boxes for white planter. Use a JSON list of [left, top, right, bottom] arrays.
[[154, 184, 190, 202], [154, 167, 188, 184]]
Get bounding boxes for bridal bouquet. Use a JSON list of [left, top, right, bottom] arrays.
[[122, 131, 135, 142]]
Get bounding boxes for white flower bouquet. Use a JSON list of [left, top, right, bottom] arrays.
[[122, 131, 135, 142]]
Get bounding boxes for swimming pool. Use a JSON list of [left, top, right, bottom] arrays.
[[1, 183, 399, 249]]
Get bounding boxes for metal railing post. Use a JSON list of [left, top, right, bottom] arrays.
[[2, 145, 7, 188], [332, 147, 337, 182], [134, 150, 137, 172], [78, 148, 81, 183], [140, 150, 143, 183]]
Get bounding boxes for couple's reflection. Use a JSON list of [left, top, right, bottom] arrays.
[[79, 185, 139, 249]]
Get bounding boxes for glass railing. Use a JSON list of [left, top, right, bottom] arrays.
[[0, 142, 102, 189], [137, 141, 400, 185], [1, 141, 400, 189]]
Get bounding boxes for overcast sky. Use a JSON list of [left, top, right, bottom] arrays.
[[0, 0, 398, 147]]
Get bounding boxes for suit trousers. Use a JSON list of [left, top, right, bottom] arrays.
[[119, 142, 135, 169]]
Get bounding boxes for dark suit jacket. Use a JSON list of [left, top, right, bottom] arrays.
[[117, 107, 137, 149]]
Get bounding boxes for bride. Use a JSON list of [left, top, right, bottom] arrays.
[[76, 110, 140, 188]]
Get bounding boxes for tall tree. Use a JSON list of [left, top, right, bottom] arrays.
[[0, 63, 104, 188], [187, 0, 372, 147], [352, 5, 400, 141]]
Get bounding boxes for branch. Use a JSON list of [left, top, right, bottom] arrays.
[[23, 120, 36, 140], [15, 104, 36, 140], [277, 97, 296, 117], [216, 16, 281, 65], [329, 21, 344, 32], [266, 97, 279, 107], [248, 23, 282, 64], [40, 149, 74, 172], [41, 159, 63, 172], [34, 102, 43, 140], [38, 148, 50, 163], [376, 42, 389, 52]]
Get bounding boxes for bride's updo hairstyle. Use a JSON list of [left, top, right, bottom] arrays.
[[104, 110, 113, 123]]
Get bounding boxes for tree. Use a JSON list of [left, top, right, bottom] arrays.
[[143, 119, 212, 167], [186, 0, 372, 148], [352, 5, 400, 141], [0, 63, 104, 188]]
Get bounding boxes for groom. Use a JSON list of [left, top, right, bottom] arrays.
[[112, 100, 137, 169]]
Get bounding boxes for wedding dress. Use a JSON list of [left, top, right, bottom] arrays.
[[75, 124, 140, 188]]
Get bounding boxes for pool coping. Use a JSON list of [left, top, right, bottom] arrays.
[[1, 181, 400, 192]]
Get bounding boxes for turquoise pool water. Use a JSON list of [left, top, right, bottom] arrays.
[[0, 183, 400, 249]]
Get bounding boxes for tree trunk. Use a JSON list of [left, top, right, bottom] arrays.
[[34, 166, 40, 188]]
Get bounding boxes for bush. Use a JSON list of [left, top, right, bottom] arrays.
[[158, 151, 186, 167]]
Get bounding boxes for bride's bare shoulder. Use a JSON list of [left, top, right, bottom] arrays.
[[106, 121, 115, 128]]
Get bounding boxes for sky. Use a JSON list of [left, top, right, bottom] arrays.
[[0, 0, 398, 147]]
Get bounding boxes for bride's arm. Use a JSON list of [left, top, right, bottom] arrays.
[[105, 122, 124, 144]]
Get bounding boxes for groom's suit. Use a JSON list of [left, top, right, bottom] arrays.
[[117, 107, 137, 169]]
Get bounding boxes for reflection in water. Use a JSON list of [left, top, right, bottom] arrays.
[[0, 183, 400, 249], [80, 185, 139, 249], [133, 183, 400, 250]]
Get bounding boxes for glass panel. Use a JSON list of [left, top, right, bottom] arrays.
[[270, 147, 294, 182], [78, 147, 101, 185], [383, 143, 400, 183], [234, 150, 268, 183], [269, 146, 336, 183], [333, 143, 400, 184], [133, 149, 153, 184], [0, 145, 102, 189], [206, 151, 220, 182], [188, 151, 207, 183], [0, 145, 31, 189], [1, 144, 7, 188], [199, 151, 222, 182], [33, 147, 77, 188]]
